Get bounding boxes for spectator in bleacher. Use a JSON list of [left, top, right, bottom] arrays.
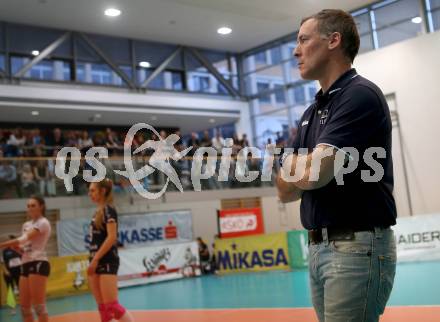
[[211, 130, 224, 154], [105, 128, 120, 155], [174, 130, 184, 150], [28, 128, 44, 157], [93, 131, 106, 148], [159, 130, 167, 141], [232, 133, 241, 147], [275, 131, 285, 147], [45, 149, 57, 197], [45, 128, 64, 156], [0, 153, 18, 198], [31, 129, 43, 146], [21, 163, 37, 197], [33, 148, 49, 196], [6, 128, 26, 157], [0, 130, 6, 150], [187, 132, 200, 153], [78, 131, 93, 154], [241, 134, 250, 148], [48, 128, 64, 147], [199, 130, 211, 148], [229, 134, 240, 157], [64, 130, 78, 147]]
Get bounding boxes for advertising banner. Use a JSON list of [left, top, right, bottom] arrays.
[[57, 210, 193, 256], [46, 254, 90, 298], [117, 241, 201, 287], [287, 230, 309, 269], [395, 213, 440, 262], [1, 254, 89, 304], [218, 208, 264, 238], [215, 232, 289, 274]]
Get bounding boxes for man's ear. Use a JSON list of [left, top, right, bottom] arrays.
[[328, 32, 342, 50]]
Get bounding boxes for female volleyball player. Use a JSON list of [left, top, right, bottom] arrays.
[[87, 178, 134, 322], [0, 195, 51, 322]]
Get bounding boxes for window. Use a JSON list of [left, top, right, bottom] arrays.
[[308, 86, 317, 102], [0, 54, 5, 72], [353, 11, 374, 53], [63, 65, 71, 81], [171, 71, 183, 90], [257, 82, 270, 103], [11, 56, 71, 81], [217, 82, 229, 95], [0, 24, 4, 52], [427, 0, 440, 31], [254, 109, 289, 147], [120, 65, 133, 82], [30, 61, 53, 80], [433, 9, 440, 30], [274, 84, 286, 104], [91, 64, 113, 84], [246, 64, 284, 95], [431, 0, 440, 8], [293, 86, 306, 104], [77, 62, 122, 85], [148, 72, 165, 89], [270, 47, 282, 65], [255, 51, 267, 65], [373, 0, 423, 48], [191, 74, 210, 92]]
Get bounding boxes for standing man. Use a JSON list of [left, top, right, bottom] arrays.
[[276, 9, 397, 322]]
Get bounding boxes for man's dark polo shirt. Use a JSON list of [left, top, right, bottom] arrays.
[[291, 68, 397, 230]]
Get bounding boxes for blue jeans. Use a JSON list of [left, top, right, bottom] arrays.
[[308, 227, 396, 322]]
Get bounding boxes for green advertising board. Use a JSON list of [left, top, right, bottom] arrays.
[[287, 230, 309, 269]]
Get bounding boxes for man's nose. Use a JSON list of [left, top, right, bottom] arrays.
[[293, 46, 300, 58]]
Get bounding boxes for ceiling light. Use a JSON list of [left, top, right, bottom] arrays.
[[104, 8, 121, 17], [217, 27, 232, 35], [411, 16, 422, 24], [151, 116, 157, 121], [31, 111, 39, 116], [95, 113, 102, 119], [209, 118, 216, 123], [139, 61, 151, 68], [31, 50, 40, 56]]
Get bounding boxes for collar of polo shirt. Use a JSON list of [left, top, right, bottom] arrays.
[[314, 68, 358, 105]]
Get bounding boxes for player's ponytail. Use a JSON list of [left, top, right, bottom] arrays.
[[94, 178, 114, 230]]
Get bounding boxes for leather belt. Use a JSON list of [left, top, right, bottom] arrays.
[[308, 227, 381, 244]]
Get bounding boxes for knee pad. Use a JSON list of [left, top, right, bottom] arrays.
[[104, 301, 126, 320], [21, 306, 33, 319], [33, 303, 48, 317], [98, 303, 113, 322]]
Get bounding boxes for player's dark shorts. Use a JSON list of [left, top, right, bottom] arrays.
[[95, 262, 119, 275], [20, 261, 51, 277]]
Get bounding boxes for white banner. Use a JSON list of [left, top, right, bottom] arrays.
[[117, 241, 201, 287], [57, 210, 193, 256], [220, 214, 258, 233], [395, 213, 440, 262]]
